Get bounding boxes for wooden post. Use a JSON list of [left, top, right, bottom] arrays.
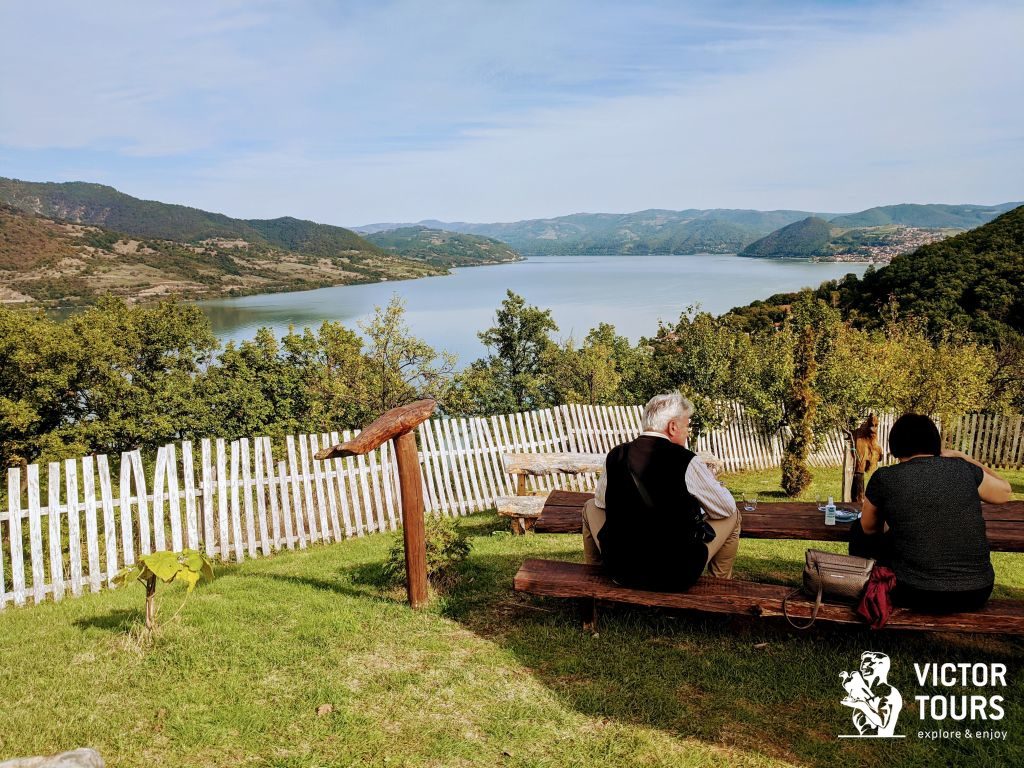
[[394, 431, 428, 608], [315, 399, 436, 609], [842, 444, 855, 503]]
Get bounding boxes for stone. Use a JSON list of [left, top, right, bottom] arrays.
[[0, 748, 104, 768]]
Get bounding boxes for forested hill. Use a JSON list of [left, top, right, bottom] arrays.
[[0, 177, 382, 259], [365, 226, 523, 267], [360, 209, 826, 255], [739, 217, 831, 258], [725, 205, 1024, 343], [845, 204, 1024, 340], [830, 202, 1021, 229]]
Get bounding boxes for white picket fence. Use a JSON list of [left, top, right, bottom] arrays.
[[2, 404, 1022, 609]]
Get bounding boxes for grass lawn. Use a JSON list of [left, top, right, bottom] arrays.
[[1, 467, 1022, 767]]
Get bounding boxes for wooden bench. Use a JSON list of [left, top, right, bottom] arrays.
[[496, 453, 605, 534], [514, 558, 1024, 634]]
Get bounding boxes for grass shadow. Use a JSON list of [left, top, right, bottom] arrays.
[[73, 608, 141, 633], [442, 529, 1024, 768]]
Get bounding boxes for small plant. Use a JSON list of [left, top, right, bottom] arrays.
[[113, 549, 214, 632], [383, 515, 471, 590]]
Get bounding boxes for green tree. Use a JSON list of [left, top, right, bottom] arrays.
[[781, 323, 817, 496], [462, 290, 558, 413], [639, 307, 752, 437], [360, 296, 454, 414]]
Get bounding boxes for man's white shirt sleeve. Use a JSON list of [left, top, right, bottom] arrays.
[[594, 453, 734, 520], [685, 459, 736, 519]]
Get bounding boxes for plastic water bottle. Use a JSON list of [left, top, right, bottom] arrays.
[[824, 496, 837, 526]]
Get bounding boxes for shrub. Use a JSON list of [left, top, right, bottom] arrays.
[[113, 549, 214, 632], [383, 515, 471, 590]]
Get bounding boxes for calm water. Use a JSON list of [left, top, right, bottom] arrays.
[[199, 255, 870, 366]]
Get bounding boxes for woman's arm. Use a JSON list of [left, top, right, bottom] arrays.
[[942, 449, 1012, 504], [861, 496, 883, 535]]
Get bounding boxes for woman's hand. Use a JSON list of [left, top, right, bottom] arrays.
[[940, 448, 968, 460]]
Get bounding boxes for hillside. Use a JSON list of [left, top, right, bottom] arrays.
[[830, 202, 1021, 229], [359, 209, 827, 255], [739, 216, 832, 258], [0, 205, 442, 306], [845, 204, 1024, 340], [365, 226, 523, 267], [724, 205, 1024, 342], [0, 177, 391, 262]]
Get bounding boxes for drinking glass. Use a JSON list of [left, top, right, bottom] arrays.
[[743, 494, 758, 512], [815, 495, 827, 511]]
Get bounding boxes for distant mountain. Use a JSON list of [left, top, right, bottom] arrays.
[[359, 209, 831, 255], [739, 217, 832, 258], [365, 226, 522, 267], [830, 202, 1021, 229], [0, 199, 444, 307], [0, 177, 384, 260]]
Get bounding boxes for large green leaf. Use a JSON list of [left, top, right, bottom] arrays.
[[182, 551, 204, 573], [182, 549, 215, 584], [141, 551, 184, 582], [177, 567, 201, 593], [111, 566, 138, 587]]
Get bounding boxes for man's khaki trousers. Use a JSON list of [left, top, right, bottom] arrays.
[[581, 500, 741, 579]]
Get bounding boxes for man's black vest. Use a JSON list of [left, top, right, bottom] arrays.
[[598, 435, 708, 590]]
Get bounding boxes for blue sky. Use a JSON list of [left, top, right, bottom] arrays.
[[1, 1, 1021, 225]]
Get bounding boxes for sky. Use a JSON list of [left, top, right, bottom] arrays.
[[1, 0, 1022, 226]]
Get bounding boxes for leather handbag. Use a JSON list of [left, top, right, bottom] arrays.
[[782, 549, 875, 629]]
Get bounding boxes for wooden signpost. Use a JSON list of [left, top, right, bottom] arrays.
[[315, 399, 436, 608]]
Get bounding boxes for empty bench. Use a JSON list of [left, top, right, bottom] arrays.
[[495, 451, 723, 534], [495, 452, 605, 534], [513, 558, 1024, 634]]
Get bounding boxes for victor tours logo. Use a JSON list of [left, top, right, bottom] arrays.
[[836, 651, 1010, 742], [838, 651, 905, 738]]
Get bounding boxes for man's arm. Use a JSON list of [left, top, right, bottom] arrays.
[[594, 456, 608, 509], [685, 459, 736, 520]]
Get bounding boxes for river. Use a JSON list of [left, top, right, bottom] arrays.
[[199, 254, 870, 366]]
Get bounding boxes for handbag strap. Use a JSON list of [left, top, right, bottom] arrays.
[[783, 562, 823, 629], [629, 466, 656, 510]]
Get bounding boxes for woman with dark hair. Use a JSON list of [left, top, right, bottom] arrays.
[[851, 413, 1012, 613]]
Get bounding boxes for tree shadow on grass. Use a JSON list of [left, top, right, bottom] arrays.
[[73, 608, 141, 633], [444, 545, 1024, 768], [250, 560, 406, 603]]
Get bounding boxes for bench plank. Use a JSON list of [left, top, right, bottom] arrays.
[[502, 453, 605, 476], [495, 495, 549, 518], [513, 559, 1024, 634]]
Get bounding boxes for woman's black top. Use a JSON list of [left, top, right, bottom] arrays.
[[865, 456, 994, 592]]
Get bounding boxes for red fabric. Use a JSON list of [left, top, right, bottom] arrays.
[[857, 566, 897, 629]]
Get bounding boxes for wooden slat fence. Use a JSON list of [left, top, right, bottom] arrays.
[[2, 405, 1021, 609]]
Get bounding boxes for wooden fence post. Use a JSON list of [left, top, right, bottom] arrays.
[[315, 399, 436, 609]]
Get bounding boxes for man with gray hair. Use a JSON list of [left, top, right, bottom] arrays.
[[582, 392, 741, 589]]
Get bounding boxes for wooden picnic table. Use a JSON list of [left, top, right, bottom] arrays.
[[533, 490, 1024, 553]]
